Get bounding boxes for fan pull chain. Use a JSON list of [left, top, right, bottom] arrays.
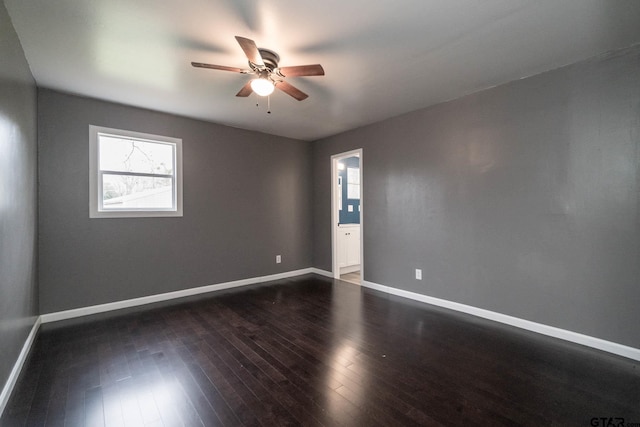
[[255, 96, 272, 115]]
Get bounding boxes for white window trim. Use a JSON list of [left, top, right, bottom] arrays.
[[89, 125, 183, 218]]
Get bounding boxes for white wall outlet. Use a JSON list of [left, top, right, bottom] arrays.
[[415, 269, 422, 280], [276, 255, 282, 264]]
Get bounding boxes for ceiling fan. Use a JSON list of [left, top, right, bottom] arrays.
[[192, 36, 325, 101]]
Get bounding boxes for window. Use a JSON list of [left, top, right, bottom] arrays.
[[89, 125, 183, 218], [347, 167, 360, 200]]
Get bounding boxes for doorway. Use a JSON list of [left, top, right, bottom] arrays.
[[331, 149, 363, 285]]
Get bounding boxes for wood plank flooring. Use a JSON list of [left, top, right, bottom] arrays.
[[2, 275, 640, 426]]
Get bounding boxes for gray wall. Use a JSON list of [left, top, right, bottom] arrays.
[[313, 46, 640, 348], [0, 0, 38, 395], [38, 89, 313, 313]]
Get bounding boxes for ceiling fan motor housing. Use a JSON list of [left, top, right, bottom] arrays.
[[256, 48, 280, 71]]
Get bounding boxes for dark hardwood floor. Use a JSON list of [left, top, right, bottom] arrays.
[[2, 275, 639, 426]]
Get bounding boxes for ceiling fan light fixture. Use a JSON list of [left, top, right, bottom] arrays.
[[251, 78, 275, 96]]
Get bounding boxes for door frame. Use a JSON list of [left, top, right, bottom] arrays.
[[331, 148, 363, 282]]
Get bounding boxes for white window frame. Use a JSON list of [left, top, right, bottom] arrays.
[[89, 125, 183, 218]]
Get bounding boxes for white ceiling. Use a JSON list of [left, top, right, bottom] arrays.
[[5, 0, 640, 141]]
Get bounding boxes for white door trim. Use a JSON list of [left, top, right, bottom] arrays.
[[331, 149, 363, 283]]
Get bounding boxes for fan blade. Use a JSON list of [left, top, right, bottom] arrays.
[[236, 81, 253, 97], [277, 64, 325, 77], [191, 62, 246, 73], [276, 81, 308, 101], [235, 36, 264, 66]]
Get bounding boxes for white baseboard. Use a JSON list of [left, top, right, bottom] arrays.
[[310, 268, 334, 278], [362, 280, 640, 362], [0, 316, 41, 418], [41, 268, 317, 324]]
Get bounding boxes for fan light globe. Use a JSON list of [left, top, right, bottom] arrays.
[[251, 78, 275, 96]]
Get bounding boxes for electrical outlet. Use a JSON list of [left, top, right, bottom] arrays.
[[415, 269, 422, 280], [276, 255, 282, 264]]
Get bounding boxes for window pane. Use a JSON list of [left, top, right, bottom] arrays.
[[348, 183, 360, 200], [99, 135, 174, 175], [347, 167, 360, 199], [102, 174, 173, 209], [347, 167, 360, 184]]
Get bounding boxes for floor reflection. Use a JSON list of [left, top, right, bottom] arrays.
[[86, 363, 183, 425], [324, 282, 368, 421]]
